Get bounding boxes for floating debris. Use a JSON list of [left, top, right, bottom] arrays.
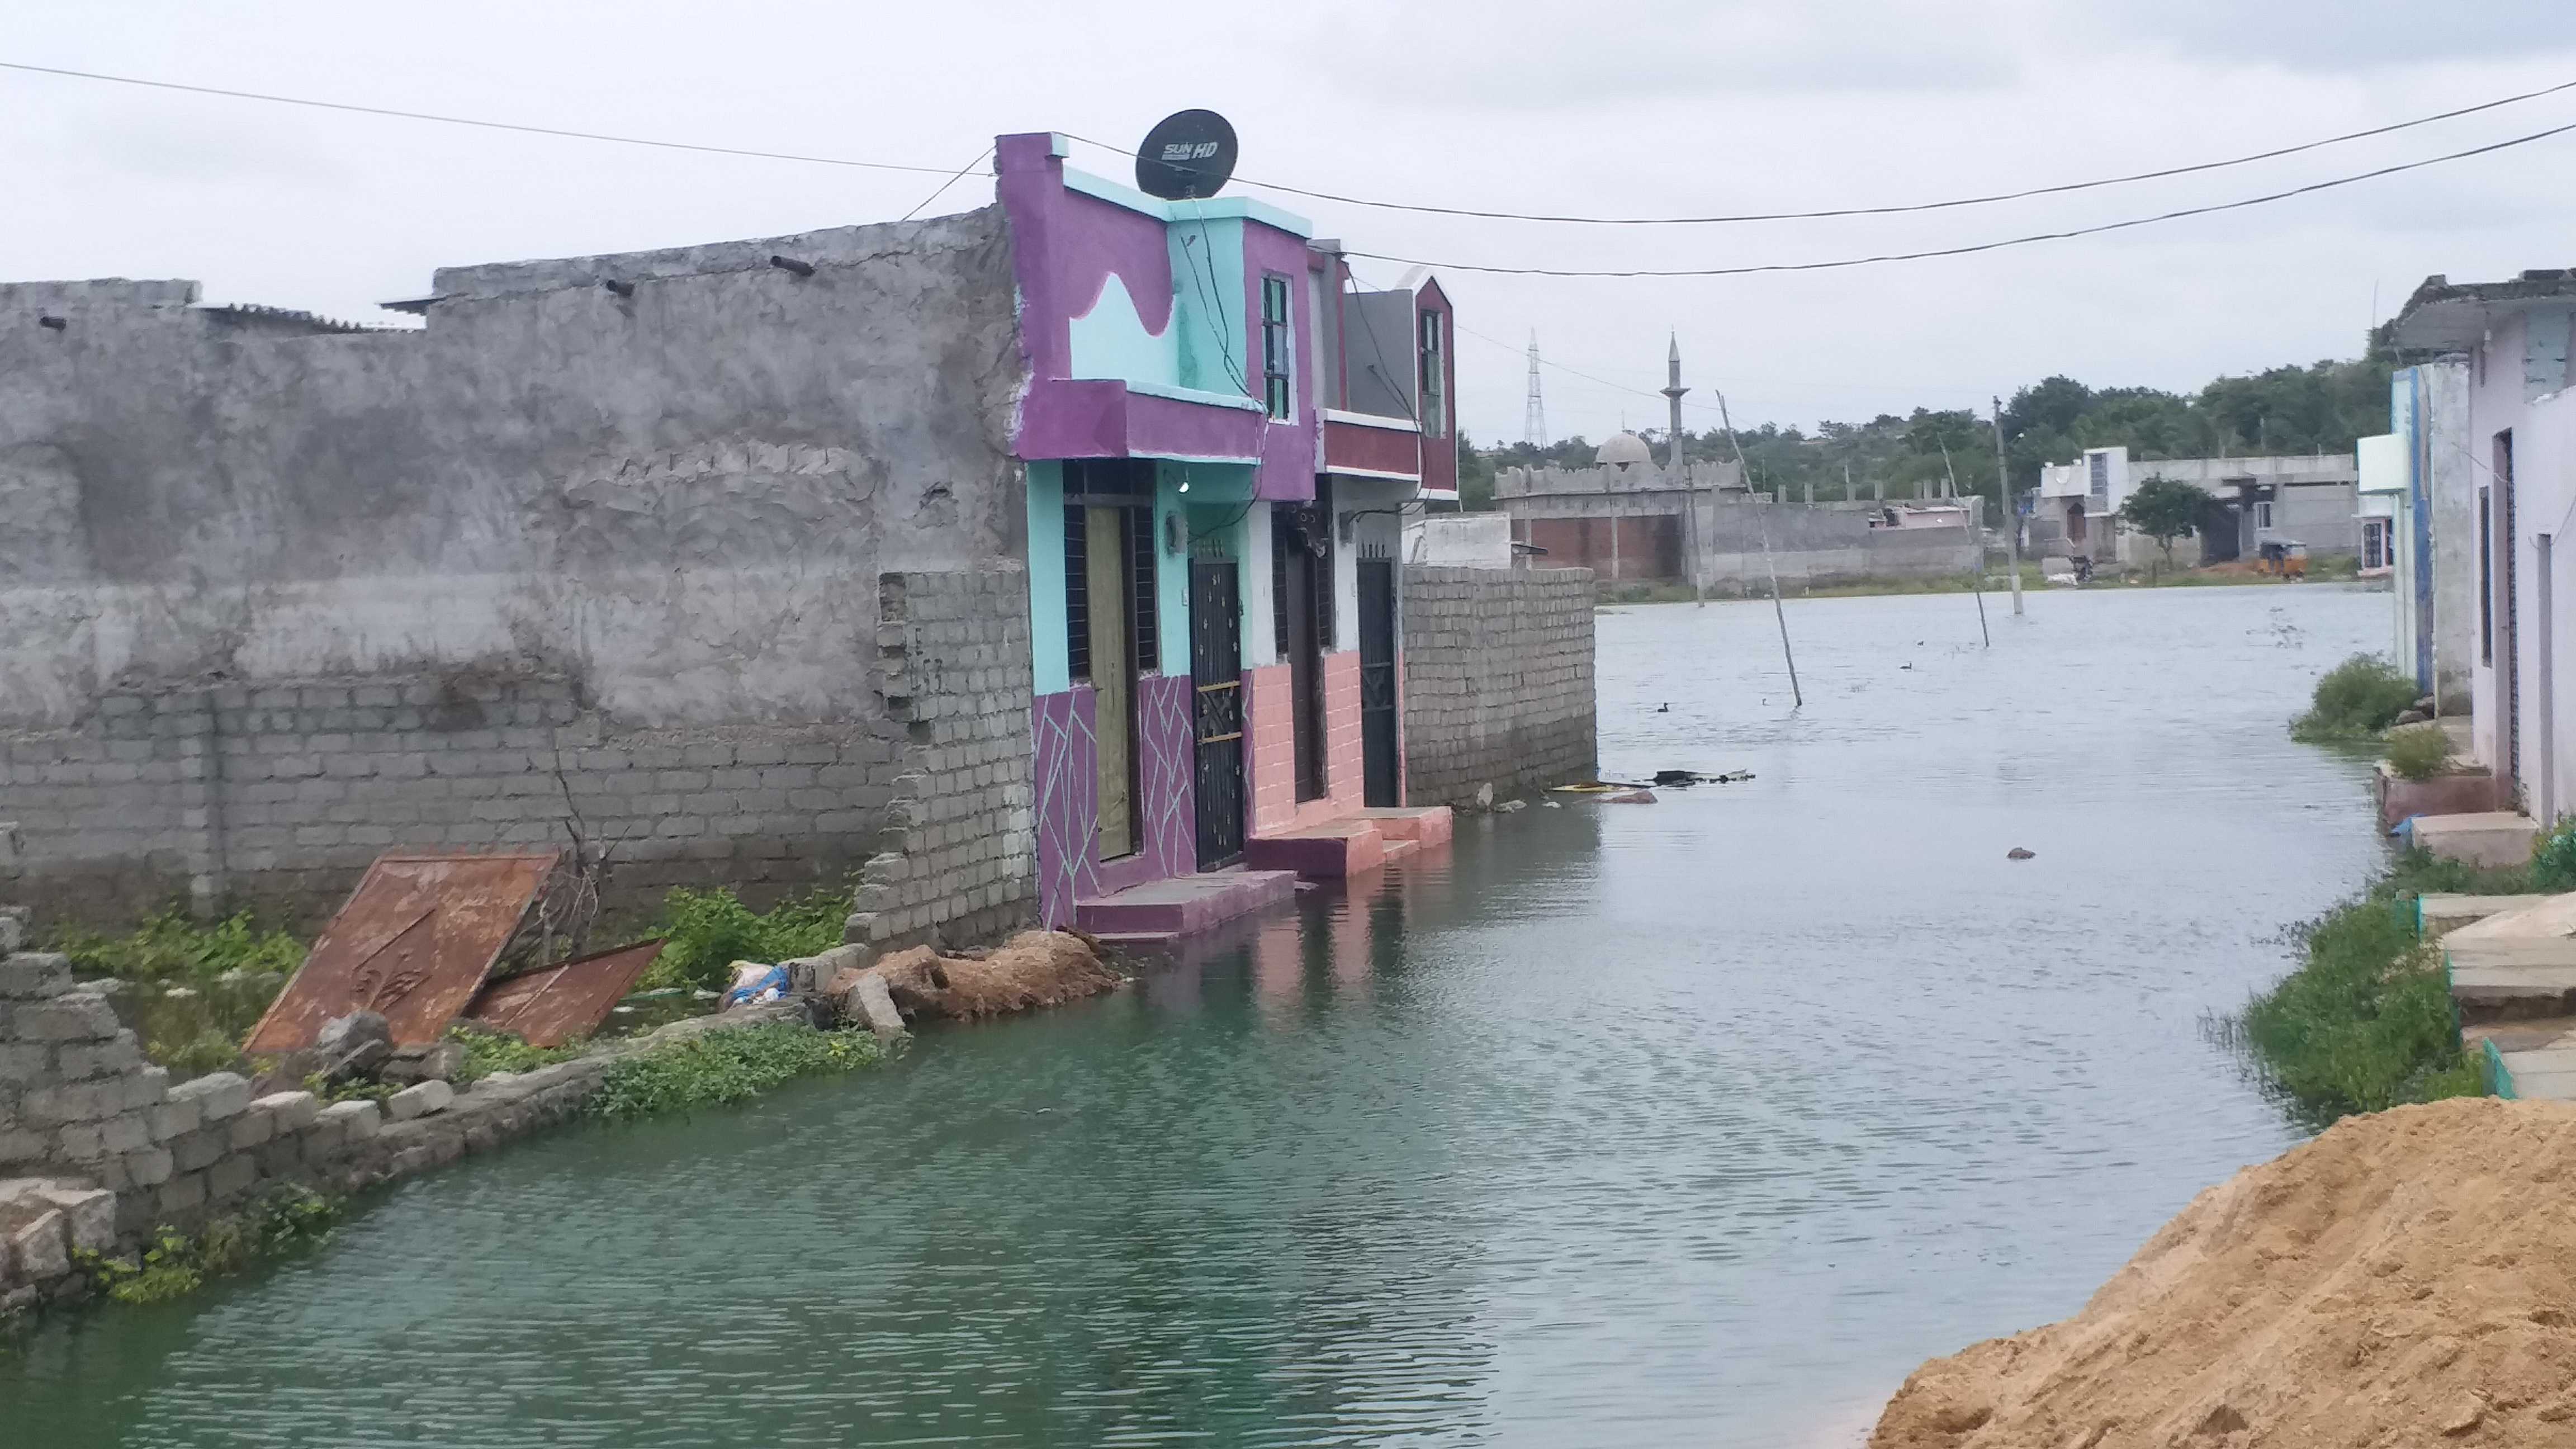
[[2007, 846, 2037, 860]]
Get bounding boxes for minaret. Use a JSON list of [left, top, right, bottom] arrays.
[[1523, 332, 1547, 447], [1661, 333, 1689, 470]]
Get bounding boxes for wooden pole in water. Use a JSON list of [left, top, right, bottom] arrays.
[[1941, 441, 1989, 647], [1993, 396, 2024, 617], [1717, 389, 1802, 707]]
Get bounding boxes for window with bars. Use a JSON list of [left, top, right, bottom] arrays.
[[1064, 504, 1091, 683], [1418, 309, 1447, 437], [1063, 484, 1159, 683], [1126, 504, 1159, 674], [1261, 274, 1292, 420]]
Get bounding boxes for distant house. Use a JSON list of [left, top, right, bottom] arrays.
[[2029, 446, 2362, 567]]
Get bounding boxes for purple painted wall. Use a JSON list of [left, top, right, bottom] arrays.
[[995, 131, 1315, 502], [1031, 673, 1199, 926]]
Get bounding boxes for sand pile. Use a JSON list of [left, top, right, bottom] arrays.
[[1871, 1098, 2576, 1448], [870, 931, 1122, 1021]]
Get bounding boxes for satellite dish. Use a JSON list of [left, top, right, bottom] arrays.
[[1135, 110, 1239, 201]]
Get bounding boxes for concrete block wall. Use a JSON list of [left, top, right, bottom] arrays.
[[847, 567, 1040, 951], [2, 673, 901, 923], [1399, 567, 1598, 806]]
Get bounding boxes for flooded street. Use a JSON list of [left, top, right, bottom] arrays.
[[8, 584, 2392, 1448]]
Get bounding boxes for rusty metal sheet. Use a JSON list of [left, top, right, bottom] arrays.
[[244, 850, 562, 1054], [463, 939, 665, 1048]]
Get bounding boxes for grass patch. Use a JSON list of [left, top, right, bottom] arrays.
[[641, 886, 847, 993], [2235, 850, 2511, 1125], [72, 1191, 340, 1306], [589, 1022, 887, 1122], [2290, 653, 2420, 742], [447, 1023, 584, 1083], [2384, 723, 2453, 782], [47, 910, 309, 1077]]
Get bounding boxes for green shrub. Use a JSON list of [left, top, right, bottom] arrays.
[[2239, 893, 2484, 1123], [74, 1191, 340, 1306], [2289, 654, 2421, 741], [2383, 723, 2453, 782], [642, 887, 847, 992], [2533, 821, 2576, 892], [52, 910, 305, 987], [446, 1023, 584, 1083], [589, 1022, 885, 1121]]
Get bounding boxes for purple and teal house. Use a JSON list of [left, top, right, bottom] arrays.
[[994, 131, 1456, 937]]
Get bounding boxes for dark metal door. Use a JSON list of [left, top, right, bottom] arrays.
[[1357, 553, 1399, 807], [1190, 553, 1246, 870]]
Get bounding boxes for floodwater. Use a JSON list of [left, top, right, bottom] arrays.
[[8, 584, 2393, 1448]]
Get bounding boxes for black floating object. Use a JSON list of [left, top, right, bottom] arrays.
[[39, 315, 67, 332], [769, 254, 815, 277], [602, 278, 635, 298], [1134, 109, 1238, 200], [2007, 847, 2036, 860]]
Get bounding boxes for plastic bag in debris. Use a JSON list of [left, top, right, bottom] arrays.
[[721, 960, 791, 1008]]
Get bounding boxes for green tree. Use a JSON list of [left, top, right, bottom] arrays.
[[2121, 475, 2205, 570]]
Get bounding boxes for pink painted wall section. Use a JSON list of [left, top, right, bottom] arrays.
[[1246, 652, 1367, 836]]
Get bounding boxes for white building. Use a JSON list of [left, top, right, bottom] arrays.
[[2032, 446, 2361, 567], [2390, 269, 2576, 822]]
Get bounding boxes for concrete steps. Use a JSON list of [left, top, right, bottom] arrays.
[[1073, 869, 1297, 944], [2405, 811, 2541, 869], [2474, 1017, 2576, 1100], [2418, 893, 2551, 939], [1246, 806, 1453, 880], [2442, 892, 2576, 1025]]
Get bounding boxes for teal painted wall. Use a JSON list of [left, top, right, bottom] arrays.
[[1152, 463, 1192, 669], [1066, 272, 1179, 389], [1028, 462, 1070, 695], [1169, 214, 1248, 396]]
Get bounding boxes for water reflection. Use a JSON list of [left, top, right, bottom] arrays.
[[4, 587, 2390, 1448]]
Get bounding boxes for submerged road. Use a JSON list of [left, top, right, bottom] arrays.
[[8, 584, 2390, 1447]]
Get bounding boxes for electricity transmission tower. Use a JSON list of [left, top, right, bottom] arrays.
[[1523, 332, 1547, 447]]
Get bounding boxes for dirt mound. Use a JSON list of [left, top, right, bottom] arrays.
[[1871, 1098, 2576, 1448], [872, 931, 1121, 1021]]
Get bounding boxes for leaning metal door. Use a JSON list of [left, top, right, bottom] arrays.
[[1357, 552, 1399, 808], [1190, 552, 1246, 870]]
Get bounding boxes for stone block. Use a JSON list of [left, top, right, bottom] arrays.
[[156, 1170, 207, 1217], [316, 1099, 381, 1143], [124, 1066, 171, 1111], [0, 1128, 45, 1166], [171, 1127, 226, 1173], [252, 1091, 320, 1134], [169, 1072, 252, 1122], [15, 994, 120, 1041], [124, 1146, 174, 1188], [56, 1036, 144, 1080], [228, 1106, 276, 1150], [206, 1153, 258, 1201], [255, 1137, 304, 1176], [0, 953, 72, 1001], [0, 1043, 50, 1084], [55, 1123, 103, 1161], [97, 1111, 149, 1156], [385, 1081, 454, 1121], [148, 1096, 201, 1142], [32, 1187, 113, 1253], [9, 1210, 68, 1282]]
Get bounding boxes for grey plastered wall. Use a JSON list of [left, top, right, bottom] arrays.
[[846, 568, 1040, 951], [0, 209, 1026, 921], [1399, 567, 1598, 806]]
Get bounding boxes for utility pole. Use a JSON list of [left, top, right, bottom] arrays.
[[1523, 333, 1547, 448], [1717, 389, 1801, 707], [1993, 396, 2023, 617]]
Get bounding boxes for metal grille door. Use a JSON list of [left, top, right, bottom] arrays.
[[1358, 554, 1399, 808], [1190, 553, 1246, 870]]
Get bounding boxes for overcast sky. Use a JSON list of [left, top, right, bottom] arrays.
[[7, 1, 2573, 444]]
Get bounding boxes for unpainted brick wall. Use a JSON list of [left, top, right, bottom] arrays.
[[1400, 566, 1598, 806], [0, 674, 901, 924], [846, 567, 1040, 951]]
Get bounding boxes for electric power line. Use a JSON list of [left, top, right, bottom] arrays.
[[0, 59, 956, 174], [1083, 77, 2576, 225], [1346, 119, 2576, 277]]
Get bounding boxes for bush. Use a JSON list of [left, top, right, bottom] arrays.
[[74, 1191, 340, 1306], [446, 1023, 583, 1083], [2290, 654, 2420, 741], [643, 887, 847, 992], [589, 1022, 886, 1121], [2384, 723, 2453, 782], [53, 910, 305, 987], [2239, 892, 2484, 1123], [2533, 821, 2576, 892]]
